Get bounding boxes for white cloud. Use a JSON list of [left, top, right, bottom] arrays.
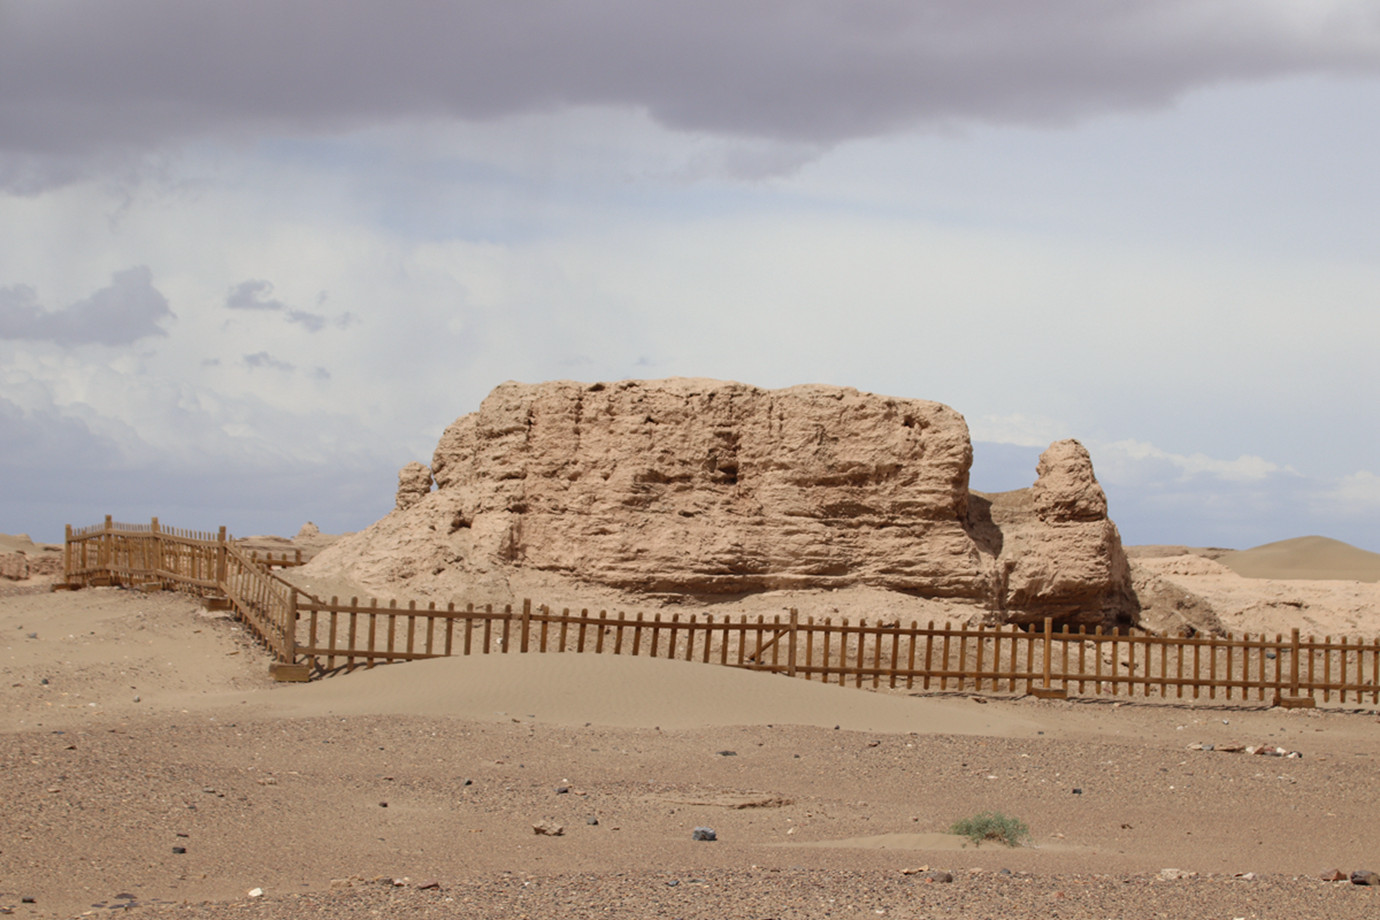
[[1096, 439, 1292, 484], [1317, 471, 1380, 513], [967, 414, 1072, 449]]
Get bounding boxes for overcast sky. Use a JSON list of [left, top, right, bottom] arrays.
[[2, 1, 1377, 550]]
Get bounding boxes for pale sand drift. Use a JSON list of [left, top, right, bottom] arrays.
[[271, 653, 1042, 736]]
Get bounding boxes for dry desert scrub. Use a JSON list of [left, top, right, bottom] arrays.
[[949, 811, 1031, 847]]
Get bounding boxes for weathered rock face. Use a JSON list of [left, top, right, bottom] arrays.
[[395, 462, 433, 511], [428, 378, 985, 597], [975, 440, 1138, 627], [308, 379, 1138, 627]]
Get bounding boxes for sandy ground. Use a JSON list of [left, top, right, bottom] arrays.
[[4, 575, 1380, 919]]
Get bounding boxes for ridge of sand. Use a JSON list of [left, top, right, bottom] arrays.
[[266, 652, 1041, 735], [1218, 535, 1380, 583]]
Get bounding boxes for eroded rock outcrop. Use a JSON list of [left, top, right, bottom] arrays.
[[976, 440, 1137, 627], [307, 379, 1138, 627], [395, 462, 433, 511]]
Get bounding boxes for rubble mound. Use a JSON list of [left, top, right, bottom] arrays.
[[306, 379, 1138, 627]]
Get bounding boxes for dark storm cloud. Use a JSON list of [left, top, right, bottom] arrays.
[[0, 266, 172, 345], [2, 0, 1376, 163]]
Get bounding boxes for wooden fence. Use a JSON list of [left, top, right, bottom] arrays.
[[64, 516, 298, 667], [63, 518, 1380, 706], [297, 598, 1380, 707]]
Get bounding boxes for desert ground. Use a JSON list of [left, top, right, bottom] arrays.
[[3, 534, 1380, 919]]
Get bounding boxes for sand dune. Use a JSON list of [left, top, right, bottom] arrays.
[[1218, 536, 1380, 583], [271, 652, 1041, 736]]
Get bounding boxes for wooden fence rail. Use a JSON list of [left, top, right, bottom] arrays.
[[64, 516, 297, 671], [64, 518, 1380, 706]]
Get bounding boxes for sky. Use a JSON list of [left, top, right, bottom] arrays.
[[1, 0, 1377, 551]]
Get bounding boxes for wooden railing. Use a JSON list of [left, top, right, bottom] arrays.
[[64, 517, 1380, 706], [64, 517, 297, 671]]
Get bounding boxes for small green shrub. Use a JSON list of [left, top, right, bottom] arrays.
[[948, 811, 1030, 847]]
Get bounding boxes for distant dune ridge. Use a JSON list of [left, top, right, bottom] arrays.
[[1219, 536, 1380, 583]]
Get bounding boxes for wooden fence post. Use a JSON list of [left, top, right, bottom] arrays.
[[216, 526, 227, 586], [151, 516, 164, 586], [1037, 617, 1048, 689], [521, 599, 531, 653], [1030, 616, 1068, 700], [787, 608, 798, 677], [1290, 627, 1301, 697], [269, 589, 312, 681]]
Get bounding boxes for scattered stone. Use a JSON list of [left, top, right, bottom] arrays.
[[554, 786, 570, 794], [1352, 870, 1380, 886], [915, 869, 953, 883], [692, 827, 717, 841], [416, 880, 441, 891], [586, 816, 599, 826], [1157, 868, 1196, 881], [246, 888, 263, 898], [1234, 872, 1257, 881], [379, 801, 388, 807], [1217, 743, 1246, 753], [172, 846, 186, 854], [1320, 868, 1348, 882], [532, 822, 565, 836], [717, 750, 737, 757], [866, 740, 881, 747]]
